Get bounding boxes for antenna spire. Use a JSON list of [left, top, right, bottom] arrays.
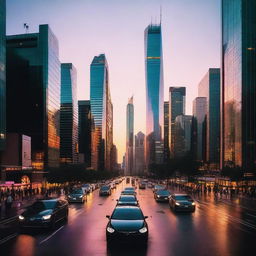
[[160, 5, 162, 25]]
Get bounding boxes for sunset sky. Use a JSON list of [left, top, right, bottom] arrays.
[[7, 0, 221, 163]]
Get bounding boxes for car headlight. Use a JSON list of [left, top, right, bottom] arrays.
[[68, 195, 72, 198], [192, 202, 196, 206], [175, 202, 180, 206], [157, 195, 160, 198], [107, 226, 115, 233], [139, 227, 148, 233], [42, 214, 52, 220], [79, 195, 83, 198], [19, 215, 25, 220]]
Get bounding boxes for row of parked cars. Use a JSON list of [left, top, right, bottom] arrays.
[[152, 184, 196, 212], [106, 187, 148, 246]]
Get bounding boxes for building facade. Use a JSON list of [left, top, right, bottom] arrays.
[[169, 87, 186, 158], [192, 97, 207, 162], [6, 24, 60, 169], [60, 63, 78, 164], [78, 100, 91, 167], [221, 0, 256, 171], [198, 68, 220, 168], [125, 96, 134, 175], [134, 131, 145, 175], [164, 101, 170, 162], [144, 23, 164, 168], [174, 115, 192, 158], [90, 54, 113, 171]]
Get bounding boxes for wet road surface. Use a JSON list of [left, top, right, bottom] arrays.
[[1, 180, 256, 256]]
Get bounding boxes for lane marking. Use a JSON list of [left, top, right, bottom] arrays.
[[246, 213, 256, 218], [39, 225, 64, 245]]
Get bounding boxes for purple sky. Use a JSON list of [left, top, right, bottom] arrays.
[[7, 0, 221, 163]]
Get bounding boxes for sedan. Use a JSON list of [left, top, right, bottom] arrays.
[[18, 199, 68, 230], [99, 185, 111, 196], [121, 190, 137, 196], [169, 194, 196, 212], [153, 184, 165, 192], [67, 188, 86, 203], [106, 206, 148, 245], [154, 189, 170, 202], [116, 195, 139, 206]]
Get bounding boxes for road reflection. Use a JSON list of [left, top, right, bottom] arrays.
[[11, 234, 36, 256]]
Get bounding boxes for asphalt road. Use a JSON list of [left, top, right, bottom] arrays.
[[2, 180, 256, 256]]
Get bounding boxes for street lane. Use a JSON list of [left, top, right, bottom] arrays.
[[2, 180, 256, 256]]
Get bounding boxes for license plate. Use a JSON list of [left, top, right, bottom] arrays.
[[185, 205, 188, 208]]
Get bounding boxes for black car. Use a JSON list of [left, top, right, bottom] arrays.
[[116, 195, 139, 206], [106, 206, 148, 245], [99, 185, 111, 196], [169, 194, 196, 212], [67, 188, 86, 203], [18, 198, 69, 229], [154, 189, 170, 202]]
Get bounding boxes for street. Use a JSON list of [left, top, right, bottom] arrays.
[[1, 180, 256, 256]]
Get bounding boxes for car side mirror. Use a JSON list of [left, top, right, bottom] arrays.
[[144, 216, 148, 219], [106, 215, 110, 219]]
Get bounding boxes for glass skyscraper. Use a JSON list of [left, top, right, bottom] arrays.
[[60, 63, 78, 164], [0, 0, 6, 152], [134, 131, 145, 175], [221, 0, 256, 171], [78, 100, 91, 167], [145, 24, 164, 168], [192, 97, 207, 162], [90, 54, 113, 171], [164, 101, 170, 162], [169, 87, 186, 158], [125, 96, 134, 175], [198, 68, 220, 168], [6, 24, 60, 169]]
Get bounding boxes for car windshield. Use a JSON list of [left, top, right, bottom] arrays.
[[30, 201, 56, 211], [157, 190, 170, 196], [119, 196, 136, 202], [175, 195, 192, 201], [124, 187, 134, 191], [155, 185, 164, 189], [71, 189, 83, 194], [112, 208, 143, 220], [101, 186, 110, 190]]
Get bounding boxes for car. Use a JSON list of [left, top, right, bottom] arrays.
[[153, 184, 165, 192], [106, 206, 148, 245], [116, 195, 139, 206], [99, 185, 111, 196], [18, 198, 68, 229], [147, 182, 153, 188], [82, 184, 92, 194], [154, 189, 170, 202], [124, 187, 136, 192], [169, 194, 196, 212], [139, 182, 146, 189], [67, 188, 86, 203], [121, 190, 137, 196]]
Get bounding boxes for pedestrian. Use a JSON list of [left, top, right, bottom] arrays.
[[5, 193, 13, 212]]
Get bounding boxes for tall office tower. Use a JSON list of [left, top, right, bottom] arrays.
[[169, 87, 186, 158], [221, 0, 256, 171], [174, 115, 192, 158], [6, 25, 60, 169], [134, 131, 145, 175], [125, 96, 134, 175], [164, 101, 170, 162], [60, 63, 78, 164], [192, 97, 207, 162], [78, 100, 91, 167], [0, 0, 6, 182], [110, 144, 118, 171], [199, 68, 220, 169], [90, 54, 113, 171], [145, 23, 164, 168]]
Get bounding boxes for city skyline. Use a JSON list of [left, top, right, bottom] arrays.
[[6, 0, 221, 162]]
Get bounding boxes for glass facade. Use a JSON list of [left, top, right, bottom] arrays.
[[145, 24, 164, 167], [90, 54, 113, 171], [78, 100, 91, 167], [0, 0, 6, 152], [198, 69, 220, 168], [134, 131, 145, 175], [164, 101, 169, 162], [174, 115, 192, 158], [221, 0, 256, 171], [6, 25, 60, 169], [60, 63, 78, 164], [169, 87, 186, 158], [125, 97, 134, 175], [192, 97, 207, 161]]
